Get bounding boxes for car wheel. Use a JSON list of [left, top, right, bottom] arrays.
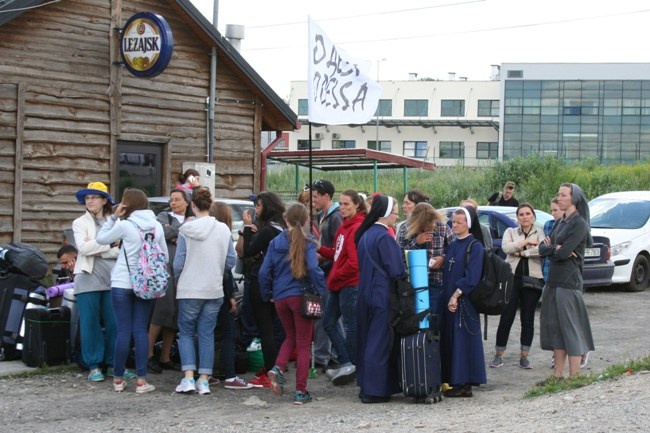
[[624, 255, 650, 292]]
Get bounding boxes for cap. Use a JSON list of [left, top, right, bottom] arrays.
[[311, 179, 335, 198]]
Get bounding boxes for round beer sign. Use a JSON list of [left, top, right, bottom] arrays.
[[120, 12, 174, 78]]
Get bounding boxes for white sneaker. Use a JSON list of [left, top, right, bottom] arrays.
[[113, 380, 126, 392], [325, 368, 338, 379], [195, 380, 211, 395], [247, 338, 262, 352], [580, 351, 590, 369], [175, 378, 196, 394], [135, 382, 155, 394], [224, 376, 253, 390], [331, 364, 356, 386]]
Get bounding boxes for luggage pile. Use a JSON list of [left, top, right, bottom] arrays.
[[0, 242, 72, 367]]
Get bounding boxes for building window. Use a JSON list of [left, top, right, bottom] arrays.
[[368, 140, 391, 152], [439, 141, 465, 158], [298, 99, 308, 116], [375, 99, 392, 117], [404, 99, 428, 117], [441, 100, 465, 117], [297, 139, 321, 150], [117, 141, 163, 200], [478, 100, 499, 117], [508, 70, 523, 78], [476, 142, 498, 159], [332, 140, 356, 149], [403, 141, 428, 158]]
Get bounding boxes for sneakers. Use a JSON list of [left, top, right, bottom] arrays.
[[519, 356, 533, 369], [88, 369, 105, 382], [175, 378, 196, 394], [113, 380, 126, 392], [247, 338, 262, 352], [208, 376, 221, 385], [135, 382, 155, 394], [267, 366, 286, 396], [195, 380, 211, 395], [325, 368, 337, 379], [293, 390, 312, 405], [250, 373, 271, 388], [224, 376, 253, 390], [331, 364, 356, 386], [488, 354, 504, 368], [581, 351, 590, 369]]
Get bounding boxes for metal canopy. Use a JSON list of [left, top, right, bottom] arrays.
[[304, 118, 499, 131], [0, 0, 47, 27], [267, 148, 436, 171]]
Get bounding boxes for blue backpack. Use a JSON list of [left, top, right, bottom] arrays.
[[125, 222, 169, 300]]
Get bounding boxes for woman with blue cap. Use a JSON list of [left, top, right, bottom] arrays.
[[72, 182, 129, 382]]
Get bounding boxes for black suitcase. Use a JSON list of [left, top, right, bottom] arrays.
[[22, 307, 71, 368], [0, 273, 41, 361], [399, 329, 443, 404]]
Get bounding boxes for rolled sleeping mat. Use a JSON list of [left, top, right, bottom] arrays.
[[406, 249, 430, 329]]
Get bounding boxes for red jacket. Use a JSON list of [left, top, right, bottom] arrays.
[[318, 211, 365, 292]]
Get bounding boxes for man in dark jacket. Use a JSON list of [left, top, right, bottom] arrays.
[[488, 181, 519, 207], [311, 179, 343, 370]]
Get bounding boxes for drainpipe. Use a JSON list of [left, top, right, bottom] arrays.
[[208, 0, 219, 163]]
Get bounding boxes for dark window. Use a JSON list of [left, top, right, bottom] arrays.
[[298, 99, 308, 116], [368, 140, 391, 152], [439, 141, 464, 158], [117, 141, 163, 200], [508, 70, 523, 78], [297, 139, 321, 150], [375, 100, 392, 116], [476, 142, 498, 159], [441, 100, 465, 117], [478, 100, 500, 117], [404, 99, 428, 117], [403, 141, 428, 158]]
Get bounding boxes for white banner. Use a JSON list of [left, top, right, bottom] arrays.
[[307, 17, 382, 125]]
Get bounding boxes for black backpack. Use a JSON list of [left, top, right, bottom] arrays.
[[465, 239, 513, 316], [0, 243, 49, 282], [389, 278, 430, 336]]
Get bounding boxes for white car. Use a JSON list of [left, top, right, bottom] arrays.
[[589, 191, 650, 292]]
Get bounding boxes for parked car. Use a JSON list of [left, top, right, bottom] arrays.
[[589, 191, 650, 292], [439, 206, 614, 288], [148, 196, 255, 292]]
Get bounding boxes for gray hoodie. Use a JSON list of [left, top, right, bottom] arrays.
[[96, 209, 168, 290], [174, 216, 235, 300]]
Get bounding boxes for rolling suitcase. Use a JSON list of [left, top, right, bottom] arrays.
[[22, 307, 71, 367], [0, 273, 42, 361], [399, 329, 443, 404]]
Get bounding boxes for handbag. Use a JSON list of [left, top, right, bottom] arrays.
[[521, 256, 545, 291], [300, 282, 324, 320], [522, 275, 545, 291]]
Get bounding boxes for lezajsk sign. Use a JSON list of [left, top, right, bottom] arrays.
[[120, 12, 174, 78]]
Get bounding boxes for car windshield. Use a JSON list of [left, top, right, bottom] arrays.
[[590, 198, 650, 229]]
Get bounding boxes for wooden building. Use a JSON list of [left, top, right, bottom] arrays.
[[0, 0, 297, 259]]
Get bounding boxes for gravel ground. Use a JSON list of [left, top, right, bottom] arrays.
[[1, 286, 649, 433]]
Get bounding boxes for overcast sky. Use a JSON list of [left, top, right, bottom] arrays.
[[189, 0, 650, 100]]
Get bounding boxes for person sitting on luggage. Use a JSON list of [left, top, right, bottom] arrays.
[[56, 244, 78, 283]]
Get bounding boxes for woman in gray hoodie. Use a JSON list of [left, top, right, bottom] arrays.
[[173, 186, 236, 395]]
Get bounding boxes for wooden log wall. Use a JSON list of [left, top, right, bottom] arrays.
[[0, 0, 263, 263]]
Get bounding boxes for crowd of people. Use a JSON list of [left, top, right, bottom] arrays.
[[62, 175, 594, 404]]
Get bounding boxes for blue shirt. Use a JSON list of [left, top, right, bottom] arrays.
[[542, 219, 556, 281]]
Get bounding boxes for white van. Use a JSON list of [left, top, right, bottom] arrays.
[[589, 191, 650, 292]]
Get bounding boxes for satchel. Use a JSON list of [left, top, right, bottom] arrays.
[[522, 275, 545, 291], [300, 283, 324, 320]]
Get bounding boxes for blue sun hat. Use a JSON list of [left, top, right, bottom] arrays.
[[76, 182, 115, 206]]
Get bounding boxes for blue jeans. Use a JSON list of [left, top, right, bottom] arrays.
[[322, 286, 357, 365], [111, 288, 152, 378], [178, 298, 223, 375], [238, 278, 259, 348], [77, 290, 116, 370]]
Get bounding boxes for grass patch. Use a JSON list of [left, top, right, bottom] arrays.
[[0, 363, 80, 380], [524, 356, 650, 398]]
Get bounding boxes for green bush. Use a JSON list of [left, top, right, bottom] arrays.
[[266, 158, 650, 211]]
